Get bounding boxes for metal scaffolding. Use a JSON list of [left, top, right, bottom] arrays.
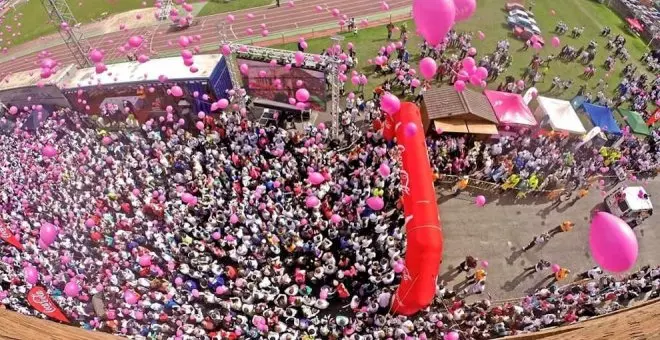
[[41, 0, 92, 67], [219, 41, 343, 139], [40, 0, 92, 68]]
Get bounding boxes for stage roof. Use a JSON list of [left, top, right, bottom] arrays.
[[60, 54, 223, 89]]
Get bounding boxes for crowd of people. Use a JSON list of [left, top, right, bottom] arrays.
[[0, 102, 656, 339], [0, 7, 659, 340]]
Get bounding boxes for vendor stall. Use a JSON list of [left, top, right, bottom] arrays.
[[535, 96, 587, 134], [484, 90, 537, 128], [421, 87, 499, 135], [618, 109, 651, 136], [583, 103, 621, 135]]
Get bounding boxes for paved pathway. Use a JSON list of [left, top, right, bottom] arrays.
[[438, 178, 660, 301], [0, 0, 411, 76]]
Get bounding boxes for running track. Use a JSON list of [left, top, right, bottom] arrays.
[[0, 0, 411, 77]]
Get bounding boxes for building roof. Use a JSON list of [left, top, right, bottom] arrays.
[[60, 54, 223, 90], [423, 87, 498, 123], [0, 308, 119, 339], [0, 64, 75, 91], [503, 299, 660, 340]]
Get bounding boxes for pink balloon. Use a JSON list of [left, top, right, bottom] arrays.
[[444, 331, 459, 340], [378, 163, 391, 177], [170, 85, 184, 97], [226, 14, 235, 23], [124, 290, 139, 304], [589, 212, 638, 272], [41, 145, 57, 157], [137, 54, 150, 63], [295, 88, 310, 102], [85, 218, 96, 227], [138, 254, 152, 267], [551, 36, 561, 48], [475, 195, 486, 207], [39, 223, 58, 246], [475, 67, 489, 80], [89, 49, 104, 63], [453, 0, 477, 21], [307, 172, 325, 185], [330, 214, 342, 224], [178, 35, 190, 47], [217, 98, 229, 109], [404, 122, 418, 137], [95, 62, 107, 74], [462, 57, 476, 70], [477, 31, 485, 40], [239, 63, 249, 75], [468, 47, 477, 56], [551, 264, 561, 273], [195, 121, 204, 130], [64, 281, 80, 297], [419, 57, 438, 79], [413, 0, 456, 45], [380, 92, 400, 115], [305, 196, 320, 208], [366, 197, 384, 211], [454, 80, 466, 92], [221, 44, 231, 56], [128, 36, 143, 48], [24, 266, 38, 284]]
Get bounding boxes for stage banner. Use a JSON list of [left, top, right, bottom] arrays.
[[27, 286, 70, 323]]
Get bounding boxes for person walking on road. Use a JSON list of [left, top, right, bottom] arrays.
[[549, 220, 574, 237], [523, 232, 550, 252], [458, 255, 479, 273], [524, 260, 551, 274]]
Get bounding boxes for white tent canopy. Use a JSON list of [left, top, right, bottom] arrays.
[[535, 96, 587, 134]]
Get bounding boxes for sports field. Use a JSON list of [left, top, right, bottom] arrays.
[[275, 0, 655, 110]]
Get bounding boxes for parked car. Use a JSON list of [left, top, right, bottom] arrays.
[[505, 2, 525, 11], [509, 9, 535, 18], [508, 13, 538, 25], [507, 16, 541, 34]]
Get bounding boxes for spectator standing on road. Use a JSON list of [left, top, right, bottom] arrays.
[[523, 232, 550, 251]]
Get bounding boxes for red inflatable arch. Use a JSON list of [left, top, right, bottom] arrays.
[[384, 102, 443, 315]]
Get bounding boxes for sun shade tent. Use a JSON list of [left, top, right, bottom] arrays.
[[535, 96, 586, 134], [421, 87, 499, 134], [484, 90, 537, 126], [618, 109, 651, 136], [583, 103, 621, 135]]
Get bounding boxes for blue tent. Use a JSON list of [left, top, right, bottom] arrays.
[[583, 103, 621, 134]]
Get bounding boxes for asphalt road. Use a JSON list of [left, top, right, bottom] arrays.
[[437, 178, 660, 301]]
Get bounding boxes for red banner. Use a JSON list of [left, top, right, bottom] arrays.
[[27, 286, 70, 323], [0, 223, 23, 251]]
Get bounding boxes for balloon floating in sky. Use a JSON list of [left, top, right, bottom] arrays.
[[412, 0, 456, 46], [453, 0, 477, 21], [380, 93, 400, 115], [589, 212, 638, 272]]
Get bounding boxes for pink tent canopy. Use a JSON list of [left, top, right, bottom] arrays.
[[484, 90, 537, 126]]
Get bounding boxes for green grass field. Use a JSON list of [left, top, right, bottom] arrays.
[[273, 0, 656, 123], [0, 0, 269, 47], [197, 0, 271, 16], [1, 0, 147, 46]]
